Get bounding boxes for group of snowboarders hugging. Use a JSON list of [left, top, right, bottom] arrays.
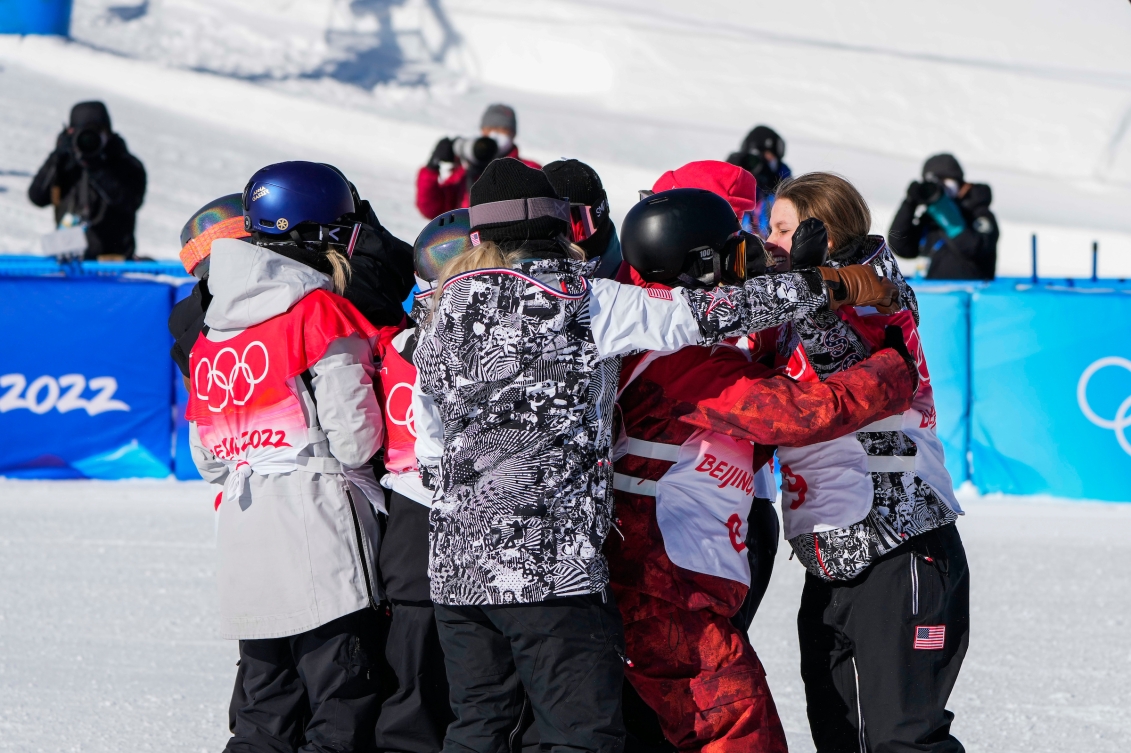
[[170, 131, 970, 753]]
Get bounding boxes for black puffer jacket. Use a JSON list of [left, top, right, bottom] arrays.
[[28, 131, 147, 259], [888, 183, 998, 280]]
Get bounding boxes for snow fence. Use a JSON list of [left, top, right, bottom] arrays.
[[0, 261, 1128, 501]]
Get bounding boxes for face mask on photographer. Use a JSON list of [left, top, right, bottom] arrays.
[[485, 130, 513, 156]]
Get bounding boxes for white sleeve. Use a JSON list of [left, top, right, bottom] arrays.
[[587, 277, 704, 359], [309, 334, 384, 469], [412, 369, 444, 475]]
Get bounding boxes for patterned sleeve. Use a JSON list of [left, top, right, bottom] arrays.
[[674, 348, 916, 447], [680, 269, 827, 343], [871, 247, 918, 323]]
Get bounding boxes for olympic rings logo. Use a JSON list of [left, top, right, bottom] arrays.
[[194, 341, 270, 413], [386, 381, 416, 437], [1077, 356, 1131, 457]]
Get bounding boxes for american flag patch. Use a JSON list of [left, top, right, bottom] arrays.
[[914, 625, 945, 650], [647, 288, 673, 300]]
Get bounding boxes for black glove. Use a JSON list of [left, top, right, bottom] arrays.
[[54, 129, 73, 156], [428, 137, 455, 169], [906, 180, 942, 206], [883, 325, 919, 389], [790, 217, 829, 269]]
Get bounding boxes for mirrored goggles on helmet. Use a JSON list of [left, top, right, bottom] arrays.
[[684, 232, 748, 286], [568, 198, 608, 243]]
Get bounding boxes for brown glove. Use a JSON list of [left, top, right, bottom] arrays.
[[818, 265, 899, 312]]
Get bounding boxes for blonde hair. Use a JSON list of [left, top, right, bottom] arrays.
[[431, 239, 585, 308], [325, 247, 352, 295], [774, 172, 871, 251]]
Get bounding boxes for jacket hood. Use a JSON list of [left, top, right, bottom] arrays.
[[652, 160, 757, 217], [204, 237, 331, 331]]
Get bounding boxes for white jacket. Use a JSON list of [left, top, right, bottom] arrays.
[[190, 239, 385, 640]]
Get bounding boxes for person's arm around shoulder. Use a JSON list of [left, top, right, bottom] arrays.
[[310, 334, 384, 469], [676, 329, 918, 446], [587, 266, 896, 359]]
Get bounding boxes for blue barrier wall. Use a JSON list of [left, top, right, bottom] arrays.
[[970, 287, 1131, 501], [913, 288, 970, 484], [0, 0, 73, 35], [0, 267, 1128, 499], [0, 277, 173, 478]]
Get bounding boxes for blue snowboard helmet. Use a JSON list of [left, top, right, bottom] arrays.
[[413, 209, 473, 283], [243, 161, 356, 236]]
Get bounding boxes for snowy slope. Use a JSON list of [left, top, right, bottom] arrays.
[[2, 0, 1131, 276], [1, 479, 1129, 752]]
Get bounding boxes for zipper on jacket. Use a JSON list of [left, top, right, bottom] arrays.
[[345, 487, 378, 611], [910, 553, 920, 616]]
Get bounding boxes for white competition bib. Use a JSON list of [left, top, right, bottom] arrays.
[[652, 430, 756, 585]]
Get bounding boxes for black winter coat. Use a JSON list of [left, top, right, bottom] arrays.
[[28, 131, 147, 260], [888, 184, 998, 280]]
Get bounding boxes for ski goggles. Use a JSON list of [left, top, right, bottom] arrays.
[[179, 215, 250, 277], [569, 198, 607, 243], [686, 232, 748, 286], [468, 197, 571, 245]]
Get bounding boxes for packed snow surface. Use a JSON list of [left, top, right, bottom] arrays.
[[2, 0, 1131, 276], [0, 480, 1128, 752]]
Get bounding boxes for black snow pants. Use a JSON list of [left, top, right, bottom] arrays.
[[225, 608, 384, 753], [376, 491, 455, 753], [798, 523, 969, 753], [434, 591, 627, 753], [731, 497, 780, 633]]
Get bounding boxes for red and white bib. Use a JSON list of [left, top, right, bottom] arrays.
[[376, 328, 419, 475], [187, 289, 378, 476], [614, 429, 756, 585]]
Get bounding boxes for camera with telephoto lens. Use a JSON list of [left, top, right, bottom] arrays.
[[73, 127, 105, 160], [452, 136, 499, 168]]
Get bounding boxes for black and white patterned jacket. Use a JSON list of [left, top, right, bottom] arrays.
[[414, 257, 828, 605], [784, 237, 958, 581]]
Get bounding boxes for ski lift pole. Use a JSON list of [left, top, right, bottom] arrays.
[[1030, 233, 1038, 284], [1092, 241, 1099, 282]]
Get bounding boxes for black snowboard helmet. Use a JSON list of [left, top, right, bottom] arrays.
[[621, 188, 745, 286]]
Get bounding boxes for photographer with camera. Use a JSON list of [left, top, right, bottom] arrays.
[[414, 103, 540, 219], [28, 101, 147, 261], [726, 125, 792, 237], [889, 153, 998, 280]]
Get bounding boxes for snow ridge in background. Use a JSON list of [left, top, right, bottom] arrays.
[[1, 0, 1130, 276]]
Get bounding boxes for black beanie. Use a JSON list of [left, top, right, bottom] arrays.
[[742, 125, 785, 160], [469, 158, 569, 246], [544, 159, 610, 229], [922, 153, 964, 184], [70, 101, 111, 131]]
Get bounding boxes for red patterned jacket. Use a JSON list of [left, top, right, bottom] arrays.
[[606, 279, 915, 624]]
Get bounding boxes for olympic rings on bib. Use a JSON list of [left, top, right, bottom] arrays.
[[194, 341, 270, 413]]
